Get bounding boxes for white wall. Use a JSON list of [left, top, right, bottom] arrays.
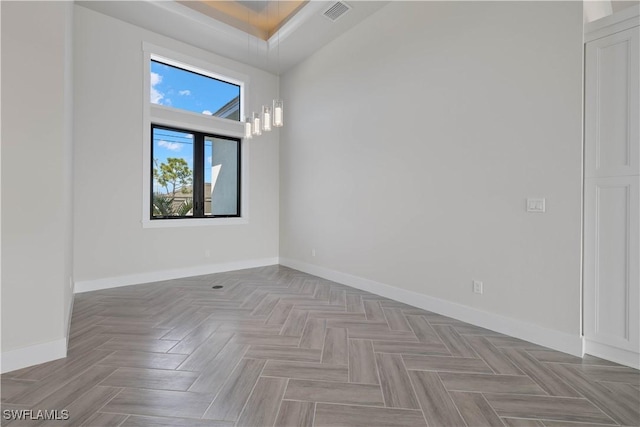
[[73, 6, 279, 285], [280, 2, 584, 338], [613, 1, 640, 13], [1, 1, 73, 366]]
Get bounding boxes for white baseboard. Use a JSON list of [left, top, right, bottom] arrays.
[[74, 257, 280, 293], [66, 284, 75, 348], [280, 258, 584, 357], [584, 339, 640, 369], [1, 338, 67, 374]]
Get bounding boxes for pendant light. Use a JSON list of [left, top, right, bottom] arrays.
[[273, 99, 283, 127], [262, 105, 272, 132], [244, 1, 284, 140], [252, 112, 262, 136], [244, 116, 253, 139]]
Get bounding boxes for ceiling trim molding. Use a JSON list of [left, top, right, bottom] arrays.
[[150, 0, 263, 47], [268, 1, 329, 48]]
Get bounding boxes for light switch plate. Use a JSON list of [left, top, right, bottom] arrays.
[[473, 280, 483, 294], [527, 198, 546, 213]]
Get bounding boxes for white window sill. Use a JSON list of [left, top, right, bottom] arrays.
[[142, 217, 248, 228]]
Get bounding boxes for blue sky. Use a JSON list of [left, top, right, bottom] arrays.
[[151, 61, 238, 193], [150, 60, 239, 115]]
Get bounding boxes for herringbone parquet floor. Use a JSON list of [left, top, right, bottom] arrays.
[[1, 265, 639, 426]]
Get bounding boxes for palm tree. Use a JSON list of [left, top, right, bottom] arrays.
[[153, 193, 193, 217]]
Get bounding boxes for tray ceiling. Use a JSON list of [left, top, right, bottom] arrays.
[[178, 1, 308, 40]]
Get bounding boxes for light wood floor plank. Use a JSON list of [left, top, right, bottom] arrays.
[[31, 365, 117, 412], [408, 370, 466, 427], [7, 350, 114, 406], [464, 336, 523, 375], [166, 320, 220, 355], [266, 301, 295, 325], [363, 300, 386, 322], [98, 351, 187, 371], [346, 294, 365, 313], [322, 328, 348, 365], [274, 400, 315, 427], [406, 315, 444, 344], [263, 360, 348, 382], [97, 337, 179, 354], [120, 415, 232, 427], [383, 308, 412, 332], [81, 411, 128, 427], [438, 372, 547, 395], [299, 318, 327, 350], [375, 352, 420, 409], [349, 339, 379, 385], [433, 324, 478, 358], [449, 391, 504, 427], [373, 341, 450, 356], [101, 367, 199, 391], [546, 363, 639, 426], [402, 354, 493, 374], [569, 364, 640, 384], [176, 331, 234, 372], [501, 417, 544, 426], [102, 388, 215, 419], [187, 342, 249, 394], [483, 394, 617, 425], [285, 379, 384, 406], [52, 386, 122, 427], [280, 309, 309, 337], [236, 376, 287, 427], [314, 403, 427, 427], [329, 288, 346, 307], [501, 348, 581, 397], [245, 345, 321, 363], [202, 358, 266, 421]]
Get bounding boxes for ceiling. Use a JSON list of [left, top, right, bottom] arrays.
[[77, 0, 390, 74], [179, 1, 308, 40]]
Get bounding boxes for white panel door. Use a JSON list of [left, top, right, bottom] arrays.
[[584, 24, 640, 368], [585, 27, 639, 178], [584, 177, 639, 351]]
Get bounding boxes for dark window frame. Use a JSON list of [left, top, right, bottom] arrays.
[[150, 123, 241, 220]]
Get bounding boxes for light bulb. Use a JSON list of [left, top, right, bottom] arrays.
[[252, 112, 262, 136], [273, 99, 283, 127], [262, 105, 272, 132], [244, 117, 253, 139]]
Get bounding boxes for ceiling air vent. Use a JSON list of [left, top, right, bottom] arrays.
[[322, 1, 351, 22]]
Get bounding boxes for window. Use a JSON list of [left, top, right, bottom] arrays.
[[150, 60, 241, 120], [143, 44, 248, 226], [152, 125, 240, 219]]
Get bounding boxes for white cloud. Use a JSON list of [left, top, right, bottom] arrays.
[[179, 90, 191, 96], [150, 71, 162, 86], [202, 110, 212, 115], [158, 140, 182, 151], [150, 72, 164, 104]]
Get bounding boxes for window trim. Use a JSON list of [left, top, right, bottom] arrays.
[[141, 42, 250, 228], [150, 124, 241, 220]]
